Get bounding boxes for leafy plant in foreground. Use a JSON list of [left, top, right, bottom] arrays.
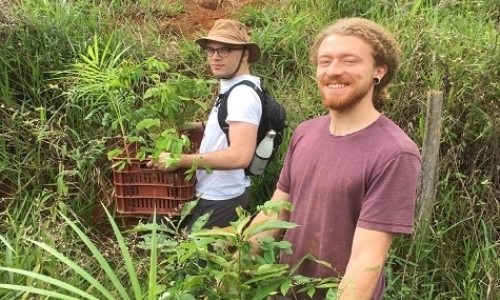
[[136, 201, 339, 299], [0, 200, 339, 299], [61, 34, 213, 172]]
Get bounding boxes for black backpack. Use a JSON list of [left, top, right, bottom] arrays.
[[216, 80, 287, 176]]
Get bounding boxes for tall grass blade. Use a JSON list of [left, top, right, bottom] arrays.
[[26, 239, 118, 300], [148, 213, 158, 300], [0, 284, 81, 300], [0, 267, 99, 300], [101, 205, 144, 300]]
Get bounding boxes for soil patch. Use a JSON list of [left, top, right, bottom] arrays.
[[160, 0, 261, 37]]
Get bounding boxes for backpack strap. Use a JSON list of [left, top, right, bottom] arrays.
[[217, 80, 265, 146]]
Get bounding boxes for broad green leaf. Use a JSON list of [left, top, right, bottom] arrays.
[[307, 287, 315, 298], [236, 215, 252, 234], [107, 148, 122, 160], [280, 278, 292, 297], [256, 264, 277, 275], [190, 228, 237, 238], [244, 220, 298, 238], [182, 275, 204, 290], [257, 236, 274, 244], [136, 118, 160, 130], [258, 200, 294, 214], [190, 213, 210, 232], [179, 199, 199, 222], [181, 104, 203, 120], [325, 288, 338, 299], [203, 251, 230, 268], [276, 241, 292, 249], [250, 280, 284, 300], [263, 250, 275, 264]]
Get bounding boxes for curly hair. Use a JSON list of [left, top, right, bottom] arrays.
[[309, 18, 401, 110]]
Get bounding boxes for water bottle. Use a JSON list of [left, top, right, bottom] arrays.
[[248, 130, 276, 175]]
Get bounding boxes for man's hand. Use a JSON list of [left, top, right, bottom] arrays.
[[146, 152, 179, 171]]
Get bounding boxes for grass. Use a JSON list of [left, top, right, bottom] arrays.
[[0, 0, 499, 298]]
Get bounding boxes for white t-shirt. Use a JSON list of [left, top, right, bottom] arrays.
[[195, 75, 262, 200]]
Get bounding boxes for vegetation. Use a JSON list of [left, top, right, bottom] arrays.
[[1, 0, 499, 299]]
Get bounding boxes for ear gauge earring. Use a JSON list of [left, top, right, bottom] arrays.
[[373, 78, 380, 85]]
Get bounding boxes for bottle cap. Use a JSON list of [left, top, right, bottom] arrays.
[[266, 130, 276, 139]]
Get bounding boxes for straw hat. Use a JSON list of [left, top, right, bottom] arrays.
[[195, 19, 261, 63]]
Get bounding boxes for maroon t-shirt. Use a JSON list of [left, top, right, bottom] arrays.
[[277, 115, 421, 300]]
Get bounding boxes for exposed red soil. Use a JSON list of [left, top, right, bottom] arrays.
[[139, 0, 266, 38]]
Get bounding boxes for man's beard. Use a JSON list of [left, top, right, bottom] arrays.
[[320, 80, 372, 113]]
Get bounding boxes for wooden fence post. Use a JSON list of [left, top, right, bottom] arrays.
[[417, 91, 444, 230]]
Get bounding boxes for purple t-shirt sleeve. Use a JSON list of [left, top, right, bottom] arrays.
[[357, 153, 421, 234]]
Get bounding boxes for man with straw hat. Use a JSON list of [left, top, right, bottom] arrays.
[[149, 19, 263, 230]]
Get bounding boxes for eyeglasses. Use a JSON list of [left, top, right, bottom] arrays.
[[204, 47, 244, 57]]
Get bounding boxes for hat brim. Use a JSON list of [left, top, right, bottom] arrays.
[[196, 37, 261, 63]]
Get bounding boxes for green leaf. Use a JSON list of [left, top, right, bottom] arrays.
[[203, 251, 230, 268], [236, 215, 252, 234], [107, 148, 123, 160], [190, 227, 237, 238], [257, 236, 274, 244], [307, 287, 316, 298], [179, 199, 199, 221], [244, 220, 298, 239], [181, 104, 203, 120], [136, 119, 160, 131], [258, 200, 294, 215], [276, 241, 292, 250], [250, 280, 284, 300], [190, 213, 210, 232], [263, 250, 275, 264], [325, 288, 338, 299], [256, 264, 277, 275], [280, 279, 292, 297]]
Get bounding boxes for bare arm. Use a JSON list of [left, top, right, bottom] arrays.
[[337, 228, 394, 300], [178, 121, 258, 169], [249, 188, 291, 254], [149, 121, 258, 170]]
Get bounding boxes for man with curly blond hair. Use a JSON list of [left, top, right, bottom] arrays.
[[251, 18, 421, 300]]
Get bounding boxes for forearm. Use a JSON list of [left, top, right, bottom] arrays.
[[337, 228, 394, 300], [177, 147, 252, 170], [337, 258, 385, 300], [177, 121, 256, 170]]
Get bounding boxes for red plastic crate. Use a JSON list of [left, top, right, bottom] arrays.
[[112, 130, 203, 215], [113, 159, 195, 215]]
